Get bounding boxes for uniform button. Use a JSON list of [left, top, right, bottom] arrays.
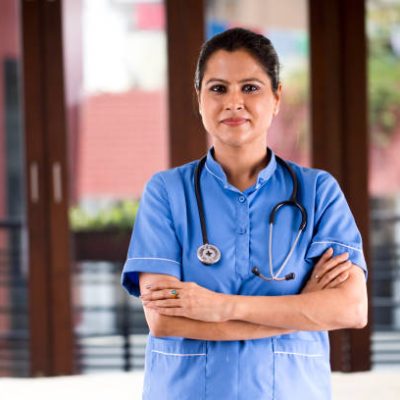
[[238, 196, 246, 203], [238, 226, 247, 234]]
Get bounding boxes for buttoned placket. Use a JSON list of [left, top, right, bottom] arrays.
[[234, 191, 250, 279], [204, 146, 275, 281], [222, 183, 267, 280]]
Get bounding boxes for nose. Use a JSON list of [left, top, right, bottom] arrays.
[[224, 90, 244, 111]]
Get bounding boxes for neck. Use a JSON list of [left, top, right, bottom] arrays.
[[212, 142, 269, 183]]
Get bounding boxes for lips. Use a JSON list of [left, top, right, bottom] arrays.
[[221, 117, 248, 126]]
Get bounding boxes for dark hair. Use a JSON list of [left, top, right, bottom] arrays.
[[194, 27, 281, 93]]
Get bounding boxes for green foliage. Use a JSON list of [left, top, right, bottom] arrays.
[[69, 199, 140, 232], [278, 2, 400, 148], [368, 53, 400, 144], [285, 67, 308, 107], [367, 2, 400, 146]]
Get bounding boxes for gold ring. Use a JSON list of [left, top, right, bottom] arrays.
[[170, 289, 179, 299]]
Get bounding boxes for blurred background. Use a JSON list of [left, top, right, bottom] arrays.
[[0, 0, 399, 384]]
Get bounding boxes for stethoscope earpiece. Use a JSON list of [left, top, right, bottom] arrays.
[[252, 266, 296, 281], [194, 149, 307, 283], [284, 272, 296, 281]]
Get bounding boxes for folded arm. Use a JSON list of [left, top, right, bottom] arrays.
[[140, 272, 295, 340], [141, 256, 367, 332], [226, 265, 368, 331]]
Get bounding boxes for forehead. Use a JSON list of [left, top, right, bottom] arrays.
[[203, 49, 268, 80]]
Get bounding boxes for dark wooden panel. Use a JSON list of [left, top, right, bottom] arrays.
[[309, 0, 371, 371], [41, 0, 74, 375], [21, 0, 52, 377], [309, 0, 343, 180], [165, 0, 207, 167], [341, 0, 371, 372], [22, 0, 74, 376]]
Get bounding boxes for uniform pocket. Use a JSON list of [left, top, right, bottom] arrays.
[[272, 338, 331, 400], [146, 335, 207, 400]]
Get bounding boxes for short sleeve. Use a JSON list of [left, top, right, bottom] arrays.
[[305, 172, 368, 281], [121, 173, 182, 297]]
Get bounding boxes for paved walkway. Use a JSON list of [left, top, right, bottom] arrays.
[[1, 369, 400, 399]]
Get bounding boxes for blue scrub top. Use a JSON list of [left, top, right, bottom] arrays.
[[121, 146, 367, 400]]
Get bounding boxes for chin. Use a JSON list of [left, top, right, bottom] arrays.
[[217, 137, 256, 149]]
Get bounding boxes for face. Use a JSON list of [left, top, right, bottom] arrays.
[[197, 49, 282, 149]]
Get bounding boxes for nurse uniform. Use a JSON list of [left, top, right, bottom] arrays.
[[121, 146, 367, 400]]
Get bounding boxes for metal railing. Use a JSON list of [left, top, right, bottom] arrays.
[[370, 205, 400, 367], [2, 206, 400, 375], [0, 219, 29, 377], [72, 261, 148, 373]]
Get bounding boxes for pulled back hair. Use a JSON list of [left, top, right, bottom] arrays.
[[194, 27, 281, 94]]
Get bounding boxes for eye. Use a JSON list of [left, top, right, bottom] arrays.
[[209, 84, 226, 94], [242, 84, 259, 93]]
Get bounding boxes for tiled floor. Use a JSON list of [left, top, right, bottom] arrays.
[[1, 369, 400, 399]]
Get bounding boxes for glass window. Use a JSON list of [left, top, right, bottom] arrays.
[[63, 0, 167, 373], [367, 0, 400, 368], [0, 0, 29, 377]]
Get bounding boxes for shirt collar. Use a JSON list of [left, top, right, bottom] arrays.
[[204, 145, 277, 189]]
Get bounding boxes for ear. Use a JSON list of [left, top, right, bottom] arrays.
[[273, 83, 282, 116], [196, 88, 202, 115]]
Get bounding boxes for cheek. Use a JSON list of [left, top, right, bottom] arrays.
[[249, 101, 275, 130], [252, 98, 276, 118], [200, 98, 220, 121]]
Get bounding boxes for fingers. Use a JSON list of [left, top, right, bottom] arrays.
[[141, 288, 180, 301], [143, 299, 182, 308], [140, 280, 185, 302], [312, 248, 333, 279], [144, 280, 184, 292], [318, 260, 352, 288], [316, 247, 334, 266], [313, 249, 349, 280], [325, 270, 350, 288]]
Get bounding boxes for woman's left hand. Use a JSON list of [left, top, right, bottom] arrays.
[[140, 280, 230, 322]]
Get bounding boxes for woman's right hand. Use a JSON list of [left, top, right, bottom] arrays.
[[301, 248, 352, 294]]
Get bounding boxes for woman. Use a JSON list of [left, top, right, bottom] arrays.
[[121, 28, 368, 400]]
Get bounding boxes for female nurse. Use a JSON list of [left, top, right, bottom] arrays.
[[121, 28, 368, 400]]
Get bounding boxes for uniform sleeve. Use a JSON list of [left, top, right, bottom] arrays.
[[121, 172, 182, 297], [304, 172, 368, 281]]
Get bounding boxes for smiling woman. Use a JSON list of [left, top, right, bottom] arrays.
[[196, 48, 281, 190], [197, 50, 281, 161], [193, 29, 284, 192], [121, 28, 368, 400]]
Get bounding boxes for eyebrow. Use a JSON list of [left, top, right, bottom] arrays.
[[205, 78, 266, 86]]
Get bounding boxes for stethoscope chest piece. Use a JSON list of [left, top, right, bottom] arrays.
[[197, 243, 221, 265]]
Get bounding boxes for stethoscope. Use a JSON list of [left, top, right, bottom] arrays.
[[194, 149, 307, 282]]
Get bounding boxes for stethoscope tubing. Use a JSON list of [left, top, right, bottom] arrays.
[[194, 149, 307, 281]]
